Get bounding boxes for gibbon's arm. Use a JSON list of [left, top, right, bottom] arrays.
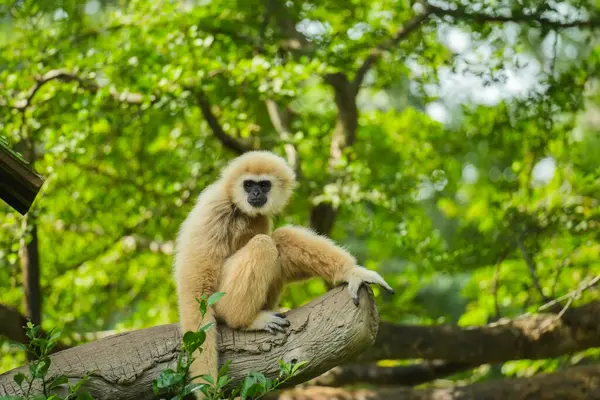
[[272, 226, 394, 305]]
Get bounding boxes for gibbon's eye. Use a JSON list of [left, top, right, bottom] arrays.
[[259, 180, 272, 192], [243, 180, 254, 192]]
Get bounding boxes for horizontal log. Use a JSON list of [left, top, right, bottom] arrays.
[[357, 300, 600, 365], [310, 360, 472, 387], [0, 286, 379, 399], [268, 364, 600, 400]]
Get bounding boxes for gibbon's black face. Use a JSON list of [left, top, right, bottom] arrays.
[[243, 179, 272, 208]]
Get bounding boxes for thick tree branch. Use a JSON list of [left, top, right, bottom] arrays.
[[428, 3, 600, 29], [354, 10, 432, 87], [264, 0, 313, 53], [13, 69, 149, 110], [309, 360, 472, 387], [356, 300, 600, 365], [0, 286, 379, 399], [0, 304, 69, 353], [267, 364, 600, 400], [193, 88, 252, 154]]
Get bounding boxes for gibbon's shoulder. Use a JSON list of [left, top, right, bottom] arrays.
[[220, 151, 296, 186]]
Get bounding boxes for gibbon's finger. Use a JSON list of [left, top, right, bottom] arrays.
[[274, 312, 287, 319], [272, 317, 291, 327], [347, 281, 360, 306], [370, 276, 395, 295], [359, 269, 396, 295], [264, 325, 276, 335], [269, 323, 287, 333]]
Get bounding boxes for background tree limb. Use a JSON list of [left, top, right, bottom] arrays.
[[356, 300, 600, 364], [266, 364, 600, 400]]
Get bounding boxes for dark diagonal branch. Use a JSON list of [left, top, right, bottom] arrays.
[[193, 89, 251, 154]]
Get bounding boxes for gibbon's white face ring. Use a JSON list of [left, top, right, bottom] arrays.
[[231, 173, 289, 216]]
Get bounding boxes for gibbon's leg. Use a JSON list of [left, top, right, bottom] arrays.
[[177, 281, 219, 399], [264, 282, 283, 311], [186, 309, 218, 399], [272, 225, 394, 305], [214, 234, 291, 334]]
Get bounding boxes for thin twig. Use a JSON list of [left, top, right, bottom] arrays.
[[516, 236, 550, 302], [492, 258, 503, 320], [550, 256, 570, 298], [539, 274, 600, 312]]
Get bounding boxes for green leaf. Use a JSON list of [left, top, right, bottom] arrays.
[[197, 298, 208, 317], [218, 360, 231, 377], [291, 360, 309, 375], [153, 368, 184, 390], [207, 292, 225, 306], [13, 372, 26, 387], [31, 358, 51, 379], [199, 374, 214, 385], [76, 392, 95, 400], [277, 360, 291, 376], [182, 331, 206, 353], [68, 374, 91, 394], [200, 322, 215, 332], [49, 374, 69, 390], [182, 383, 206, 395], [216, 375, 231, 389]]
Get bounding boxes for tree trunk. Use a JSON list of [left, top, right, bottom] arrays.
[[20, 216, 41, 327], [0, 286, 379, 399], [266, 364, 600, 399]]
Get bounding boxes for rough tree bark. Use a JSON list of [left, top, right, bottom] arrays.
[[0, 286, 378, 399], [357, 300, 600, 364], [267, 364, 600, 400]]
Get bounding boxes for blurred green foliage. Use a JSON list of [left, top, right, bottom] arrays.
[[0, 0, 599, 385]]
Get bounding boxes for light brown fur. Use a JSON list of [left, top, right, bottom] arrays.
[[174, 151, 393, 399]]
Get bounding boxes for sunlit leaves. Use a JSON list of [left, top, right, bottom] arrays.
[[1, 0, 599, 383]]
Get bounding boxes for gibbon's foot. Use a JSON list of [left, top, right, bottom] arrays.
[[247, 310, 291, 334], [343, 266, 395, 306]]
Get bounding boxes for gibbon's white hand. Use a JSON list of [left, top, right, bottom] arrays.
[[344, 266, 395, 306], [248, 310, 291, 334]]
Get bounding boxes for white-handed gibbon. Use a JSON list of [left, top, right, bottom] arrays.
[[174, 150, 394, 398]]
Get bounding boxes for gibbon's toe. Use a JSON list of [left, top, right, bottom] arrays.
[[267, 322, 287, 333]]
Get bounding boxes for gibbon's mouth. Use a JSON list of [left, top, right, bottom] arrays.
[[248, 198, 267, 208]]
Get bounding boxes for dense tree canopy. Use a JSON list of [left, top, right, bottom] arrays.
[[0, 0, 599, 397]]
